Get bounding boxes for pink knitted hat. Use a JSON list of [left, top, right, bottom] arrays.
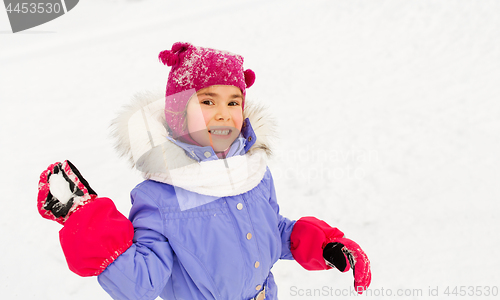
[[158, 42, 255, 142]]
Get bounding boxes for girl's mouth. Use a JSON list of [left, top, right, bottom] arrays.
[[209, 129, 232, 136]]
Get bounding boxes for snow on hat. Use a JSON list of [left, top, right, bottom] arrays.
[[158, 42, 255, 142]]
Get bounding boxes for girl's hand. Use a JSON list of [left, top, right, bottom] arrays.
[[37, 160, 134, 276], [290, 216, 371, 294], [37, 160, 97, 225], [323, 238, 371, 294]]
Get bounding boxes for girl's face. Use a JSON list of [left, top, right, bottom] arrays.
[[186, 85, 244, 152]]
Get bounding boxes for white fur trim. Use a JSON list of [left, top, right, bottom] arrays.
[[110, 91, 276, 196]]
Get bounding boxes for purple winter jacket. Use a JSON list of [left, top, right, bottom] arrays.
[[100, 97, 297, 299], [97, 167, 295, 300]]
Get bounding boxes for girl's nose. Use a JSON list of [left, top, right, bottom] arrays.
[[215, 107, 230, 121]]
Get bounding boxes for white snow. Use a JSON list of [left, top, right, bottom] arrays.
[[48, 171, 74, 205], [1, 0, 499, 299]]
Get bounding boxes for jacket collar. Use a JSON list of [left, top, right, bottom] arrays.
[[165, 117, 256, 162], [110, 91, 274, 197]]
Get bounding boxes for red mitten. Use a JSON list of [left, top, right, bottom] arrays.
[[290, 217, 371, 294], [38, 160, 97, 224], [59, 197, 134, 276], [37, 161, 134, 276], [323, 238, 372, 294]]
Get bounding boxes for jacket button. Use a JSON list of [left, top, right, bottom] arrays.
[[204, 151, 211, 158], [246, 233, 252, 240], [248, 136, 252, 142], [255, 285, 262, 291], [237, 203, 243, 210], [254, 261, 260, 268]]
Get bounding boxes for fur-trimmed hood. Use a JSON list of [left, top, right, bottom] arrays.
[[110, 91, 276, 197]]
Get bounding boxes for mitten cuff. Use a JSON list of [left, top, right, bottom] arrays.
[[290, 216, 344, 270], [59, 197, 134, 276]]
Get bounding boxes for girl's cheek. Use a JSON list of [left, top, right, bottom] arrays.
[[234, 111, 244, 131], [187, 107, 208, 132], [202, 111, 212, 127]]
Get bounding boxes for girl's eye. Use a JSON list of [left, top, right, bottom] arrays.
[[228, 101, 240, 106], [201, 100, 214, 105]]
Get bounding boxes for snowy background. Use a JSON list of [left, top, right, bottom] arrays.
[[1, 0, 500, 299]]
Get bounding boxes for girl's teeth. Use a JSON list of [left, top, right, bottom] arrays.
[[211, 130, 230, 135]]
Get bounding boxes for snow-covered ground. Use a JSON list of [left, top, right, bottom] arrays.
[[1, 0, 499, 299]]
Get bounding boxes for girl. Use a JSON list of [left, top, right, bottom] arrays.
[[37, 42, 371, 300]]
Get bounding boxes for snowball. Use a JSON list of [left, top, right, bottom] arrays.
[[48, 173, 74, 204]]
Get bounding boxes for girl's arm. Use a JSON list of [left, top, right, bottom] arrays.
[[37, 161, 174, 300], [98, 187, 175, 300], [264, 167, 296, 260], [262, 166, 371, 293]]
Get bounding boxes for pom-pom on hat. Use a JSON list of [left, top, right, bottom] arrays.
[[159, 42, 255, 142]]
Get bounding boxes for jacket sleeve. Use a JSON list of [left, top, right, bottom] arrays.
[[266, 168, 296, 260], [97, 187, 175, 300]]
